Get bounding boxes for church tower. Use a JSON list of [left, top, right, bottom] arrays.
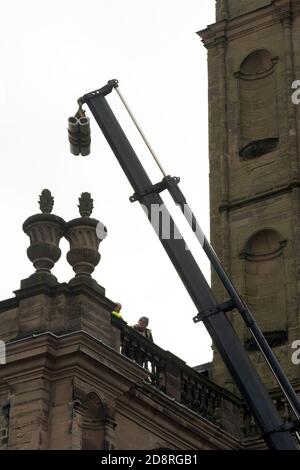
[[198, 0, 300, 392]]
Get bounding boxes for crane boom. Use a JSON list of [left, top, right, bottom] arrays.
[[73, 79, 300, 450]]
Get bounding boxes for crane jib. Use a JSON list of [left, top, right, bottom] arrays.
[[79, 81, 299, 450]]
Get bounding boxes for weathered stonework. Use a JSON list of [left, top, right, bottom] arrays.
[[0, 289, 242, 449], [1, 1, 300, 451], [199, 0, 300, 394], [0, 189, 242, 450]]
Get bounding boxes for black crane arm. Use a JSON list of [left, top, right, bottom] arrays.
[[74, 80, 299, 450]]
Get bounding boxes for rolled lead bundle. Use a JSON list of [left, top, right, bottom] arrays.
[[78, 116, 91, 156], [68, 116, 80, 155]]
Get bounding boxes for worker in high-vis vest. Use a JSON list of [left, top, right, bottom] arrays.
[[112, 302, 123, 319]]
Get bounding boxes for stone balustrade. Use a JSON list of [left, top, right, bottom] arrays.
[[112, 315, 300, 444], [112, 316, 242, 436]]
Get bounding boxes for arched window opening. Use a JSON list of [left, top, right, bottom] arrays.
[[241, 229, 287, 349], [237, 50, 279, 159]]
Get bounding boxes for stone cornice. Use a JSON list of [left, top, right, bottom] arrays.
[[118, 384, 242, 450], [198, 0, 300, 48], [0, 296, 18, 314], [0, 331, 149, 392], [197, 20, 228, 49], [219, 180, 300, 212], [1, 330, 242, 448], [0, 281, 115, 315]]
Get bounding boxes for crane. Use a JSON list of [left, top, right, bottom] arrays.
[[68, 79, 300, 450]]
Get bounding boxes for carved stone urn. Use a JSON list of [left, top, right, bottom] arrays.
[[22, 189, 66, 287], [65, 193, 107, 291]]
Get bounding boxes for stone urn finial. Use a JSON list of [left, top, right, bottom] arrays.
[[22, 190, 66, 288], [65, 193, 106, 293]]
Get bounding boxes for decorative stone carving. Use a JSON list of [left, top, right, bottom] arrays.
[[78, 192, 93, 217], [72, 383, 87, 409], [22, 190, 66, 287], [39, 189, 54, 214], [65, 193, 106, 291]]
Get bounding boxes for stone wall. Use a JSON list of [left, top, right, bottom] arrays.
[[199, 0, 300, 392]]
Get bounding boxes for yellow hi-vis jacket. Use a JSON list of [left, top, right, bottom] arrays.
[[112, 310, 122, 319]]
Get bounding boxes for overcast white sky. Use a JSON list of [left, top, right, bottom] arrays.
[[0, 1, 215, 367]]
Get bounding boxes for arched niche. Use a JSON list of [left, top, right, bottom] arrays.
[[82, 393, 105, 450], [241, 229, 288, 349], [236, 50, 279, 159]]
